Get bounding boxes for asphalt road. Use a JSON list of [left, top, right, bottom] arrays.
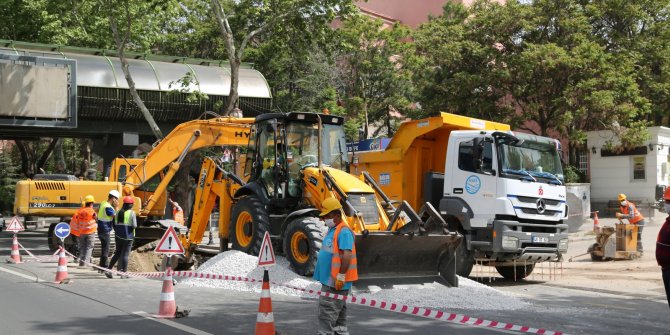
[[1, 227, 668, 335]]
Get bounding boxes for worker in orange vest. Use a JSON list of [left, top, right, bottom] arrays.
[[616, 193, 646, 253], [314, 197, 358, 335], [168, 198, 184, 225], [71, 195, 98, 266]]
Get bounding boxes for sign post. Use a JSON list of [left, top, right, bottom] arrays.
[[154, 226, 185, 272], [6, 216, 25, 233], [257, 231, 276, 268]]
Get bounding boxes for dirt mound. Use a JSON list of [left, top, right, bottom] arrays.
[[127, 241, 163, 272]]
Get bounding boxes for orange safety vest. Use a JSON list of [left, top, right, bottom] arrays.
[[329, 223, 358, 286], [74, 206, 98, 235], [620, 202, 644, 224], [173, 207, 184, 225]]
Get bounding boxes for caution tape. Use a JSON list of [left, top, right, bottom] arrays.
[[17, 242, 59, 262], [168, 271, 566, 335], [57, 250, 566, 334]]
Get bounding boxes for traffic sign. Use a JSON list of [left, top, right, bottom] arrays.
[[5, 216, 24, 233], [154, 226, 184, 255], [257, 231, 276, 267], [54, 222, 70, 240]]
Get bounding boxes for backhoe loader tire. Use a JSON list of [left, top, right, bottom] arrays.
[[495, 263, 535, 280], [230, 196, 269, 255], [283, 217, 325, 276]]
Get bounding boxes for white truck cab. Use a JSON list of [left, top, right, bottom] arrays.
[[440, 130, 569, 277]]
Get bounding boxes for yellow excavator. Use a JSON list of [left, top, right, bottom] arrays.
[[15, 112, 461, 286]]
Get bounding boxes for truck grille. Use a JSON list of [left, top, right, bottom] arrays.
[[35, 182, 66, 191], [347, 193, 379, 225], [515, 195, 562, 206]]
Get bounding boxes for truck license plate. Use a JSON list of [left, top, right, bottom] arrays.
[[532, 236, 548, 243]]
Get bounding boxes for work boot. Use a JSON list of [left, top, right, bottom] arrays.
[[105, 271, 113, 279]]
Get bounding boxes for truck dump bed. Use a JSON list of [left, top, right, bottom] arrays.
[[351, 112, 509, 209]]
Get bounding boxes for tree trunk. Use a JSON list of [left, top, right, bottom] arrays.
[[224, 58, 241, 115], [36, 138, 58, 174], [118, 55, 164, 140], [15, 140, 34, 178], [54, 139, 66, 173], [173, 151, 200, 224]]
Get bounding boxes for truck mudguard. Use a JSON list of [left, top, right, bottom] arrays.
[[439, 197, 474, 230], [281, 208, 319, 235]]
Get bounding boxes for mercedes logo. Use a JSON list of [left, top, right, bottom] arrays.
[[536, 199, 546, 214]]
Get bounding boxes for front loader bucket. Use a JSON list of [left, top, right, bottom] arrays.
[[355, 231, 461, 287]]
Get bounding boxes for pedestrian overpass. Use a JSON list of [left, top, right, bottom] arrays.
[[0, 40, 273, 163]]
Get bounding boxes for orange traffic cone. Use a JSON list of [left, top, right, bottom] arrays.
[[9, 233, 22, 263], [593, 211, 600, 233], [255, 269, 276, 335], [156, 268, 177, 318], [54, 246, 69, 283]]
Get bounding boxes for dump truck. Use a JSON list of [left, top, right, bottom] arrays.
[[351, 112, 569, 279], [14, 112, 461, 285]]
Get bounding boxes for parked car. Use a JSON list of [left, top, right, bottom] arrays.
[[0, 213, 4, 232]]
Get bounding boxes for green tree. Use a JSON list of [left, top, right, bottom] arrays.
[[412, 0, 650, 166], [208, 0, 358, 115], [335, 14, 415, 138]]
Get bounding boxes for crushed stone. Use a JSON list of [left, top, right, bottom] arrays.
[[181, 251, 529, 311]]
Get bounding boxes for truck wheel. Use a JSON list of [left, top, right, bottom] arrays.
[[283, 217, 324, 276], [495, 263, 535, 280], [230, 196, 269, 255]]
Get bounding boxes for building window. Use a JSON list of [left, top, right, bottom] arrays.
[[631, 156, 646, 181], [578, 153, 588, 174]]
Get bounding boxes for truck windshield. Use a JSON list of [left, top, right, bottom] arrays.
[[499, 139, 564, 184], [285, 122, 349, 171]]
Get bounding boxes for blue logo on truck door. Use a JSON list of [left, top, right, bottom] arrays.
[[465, 175, 481, 194]]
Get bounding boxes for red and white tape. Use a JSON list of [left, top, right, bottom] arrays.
[[58, 250, 566, 335], [169, 271, 566, 335], [17, 242, 59, 262]]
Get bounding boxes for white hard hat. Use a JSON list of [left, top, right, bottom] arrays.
[[109, 190, 120, 199]]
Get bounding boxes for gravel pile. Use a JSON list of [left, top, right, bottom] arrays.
[[181, 250, 528, 311]]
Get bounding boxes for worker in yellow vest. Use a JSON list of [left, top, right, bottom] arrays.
[[314, 197, 358, 335], [616, 193, 646, 253], [97, 190, 119, 272]]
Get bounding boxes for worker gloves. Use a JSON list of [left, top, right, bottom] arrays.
[[335, 273, 346, 290]]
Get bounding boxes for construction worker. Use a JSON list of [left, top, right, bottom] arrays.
[[658, 188, 670, 308], [616, 193, 646, 253], [314, 197, 358, 335], [106, 196, 137, 279], [72, 195, 97, 267], [97, 190, 120, 272], [168, 198, 184, 225]]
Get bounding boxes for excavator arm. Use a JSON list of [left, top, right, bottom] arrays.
[[121, 117, 254, 217]]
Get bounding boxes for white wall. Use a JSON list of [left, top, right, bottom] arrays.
[[587, 127, 670, 204]]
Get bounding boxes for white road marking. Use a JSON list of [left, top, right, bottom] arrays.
[[133, 311, 214, 335], [0, 266, 46, 282]]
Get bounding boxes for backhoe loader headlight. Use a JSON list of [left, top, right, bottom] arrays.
[[558, 239, 569, 251], [502, 236, 518, 250]]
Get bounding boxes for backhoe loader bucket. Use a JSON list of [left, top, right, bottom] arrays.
[[355, 232, 461, 287], [354, 202, 462, 287]]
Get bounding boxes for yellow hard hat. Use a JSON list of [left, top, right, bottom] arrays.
[[84, 194, 95, 203], [319, 197, 343, 217], [617, 193, 626, 201]]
